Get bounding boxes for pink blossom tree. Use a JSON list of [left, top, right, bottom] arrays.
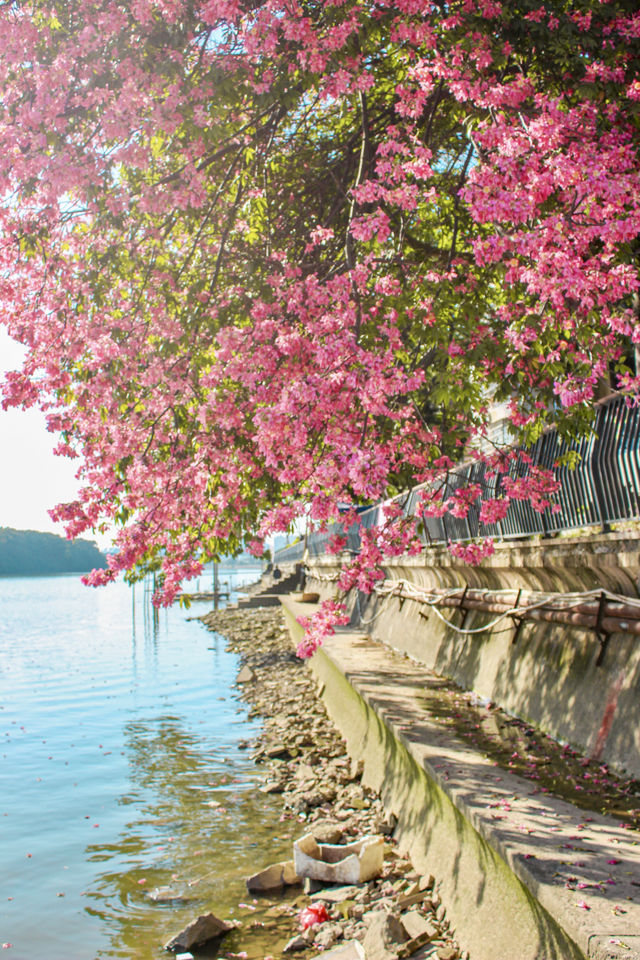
[[0, 0, 638, 650]]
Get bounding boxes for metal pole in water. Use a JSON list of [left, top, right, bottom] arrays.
[[213, 560, 219, 610]]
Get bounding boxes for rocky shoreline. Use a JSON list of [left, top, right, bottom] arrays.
[[198, 605, 468, 960]]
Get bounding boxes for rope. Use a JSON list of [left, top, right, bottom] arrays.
[[306, 567, 640, 637]]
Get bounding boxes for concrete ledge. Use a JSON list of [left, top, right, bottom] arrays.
[[305, 539, 640, 779], [281, 595, 640, 960]]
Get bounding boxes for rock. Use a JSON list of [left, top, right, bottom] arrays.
[[310, 941, 366, 960], [400, 910, 436, 941], [313, 923, 342, 949], [265, 742, 290, 759], [402, 882, 420, 898], [236, 666, 256, 683], [246, 859, 300, 893], [259, 780, 285, 794], [310, 821, 345, 844], [405, 948, 438, 960], [436, 949, 459, 960], [284, 935, 309, 952], [419, 875, 434, 891], [302, 788, 337, 807], [312, 884, 363, 903], [147, 887, 194, 905], [296, 763, 318, 782], [362, 911, 408, 960], [373, 813, 397, 836], [304, 877, 327, 895], [164, 913, 233, 952], [301, 592, 320, 603], [349, 758, 364, 780]]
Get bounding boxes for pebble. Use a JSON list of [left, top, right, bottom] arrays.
[[284, 935, 308, 952], [199, 606, 468, 960]]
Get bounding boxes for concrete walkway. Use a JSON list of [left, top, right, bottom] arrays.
[[280, 596, 640, 960]]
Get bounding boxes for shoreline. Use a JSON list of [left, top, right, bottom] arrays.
[[199, 605, 467, 960]]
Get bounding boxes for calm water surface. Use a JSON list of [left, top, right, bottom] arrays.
[[0, 572, 291, 960]]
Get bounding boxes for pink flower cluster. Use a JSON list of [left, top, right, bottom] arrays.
[[296, 601, 350, 659], [0, 0, 636, 614]]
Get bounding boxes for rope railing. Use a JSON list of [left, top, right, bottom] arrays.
[[302, 573, 640, 663]]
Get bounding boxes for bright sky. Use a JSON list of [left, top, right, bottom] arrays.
[[0, 328, 105, 541]]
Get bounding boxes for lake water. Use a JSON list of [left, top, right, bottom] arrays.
[[0, 571, 292, 960]]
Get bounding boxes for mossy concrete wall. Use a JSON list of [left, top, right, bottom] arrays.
[[280, 602, 590, 960], [304, 532, 640, 779]]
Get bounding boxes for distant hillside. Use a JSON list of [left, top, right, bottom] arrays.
[[0, 527, 107, 576]]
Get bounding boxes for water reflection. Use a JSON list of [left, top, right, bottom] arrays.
[[0, 568, 291, 960], [82, 702, 291, 956]]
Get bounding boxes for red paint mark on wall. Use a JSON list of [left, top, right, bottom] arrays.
[[590, 669, 625, 761]]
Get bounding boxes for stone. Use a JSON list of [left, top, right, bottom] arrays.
[[405, 948, 438, 960], [295, 763, 317, 782], [236, 666, 255, 683], [313, 923, 342, 950], [312, 884, 363, 903], [349, 758, 364, 780], [175, 954, 194, 960], [265, 742, 290, 759], [402, 882, 420, 898], [310, 821, 345, 844], [284, 935, 308, 952], [398, 932, 439, 958], [301, 592, 320, 603], [436, 949, 459, 960], [164, 913, 233, 952], [400, 910, 436, 941], [310, 941, 366, 960], [302, 790, 334, 808], [304, 877, 327, 895], [398, 891, 424, 910], [374, 813, 397, 836], [246, 860, 300, 893], [362, 911, 408, 960], [147, 887, 193, 905], [259, 780, 285, 794], [419, 875, 435, 892]]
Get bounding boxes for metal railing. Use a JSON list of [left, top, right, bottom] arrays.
[[272, 540, 306, 564], [273, 394, 640, 563]]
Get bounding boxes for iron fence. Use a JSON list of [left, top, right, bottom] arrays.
[[273, 393, 640, 564]]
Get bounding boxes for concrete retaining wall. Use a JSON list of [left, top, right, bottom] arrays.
[[280, 595, 640, 960], [305, 532, 640, 779]]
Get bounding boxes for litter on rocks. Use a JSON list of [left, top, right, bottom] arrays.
[[294, 834, 384, 884]]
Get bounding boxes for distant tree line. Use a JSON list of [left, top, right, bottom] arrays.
[[0, 528, 107, 576]]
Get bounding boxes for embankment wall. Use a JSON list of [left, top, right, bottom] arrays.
[[302, 532, 640, 779]]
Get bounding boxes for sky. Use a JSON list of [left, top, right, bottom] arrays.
[[0, 328, 101, 541]]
